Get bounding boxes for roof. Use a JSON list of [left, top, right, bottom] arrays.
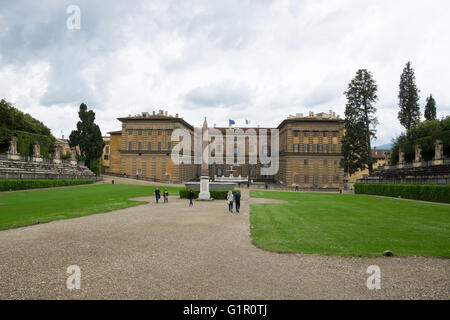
[[108, 130, 122, 135], [117, 114, 193, 130], [277, 117, 344, 129]]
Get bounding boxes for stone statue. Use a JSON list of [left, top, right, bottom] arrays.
[[8, 136, 18, 154], [6, 136, 20, 160], [398, 148, 405, 164], [434, 140, 443, 160], [33, 142, 41, 157], [53, 146, 62, 164], [415, 145, 422, 162], [384, 151, 391, 166]]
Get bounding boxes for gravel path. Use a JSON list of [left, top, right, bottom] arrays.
[[0, 186, 448, 299]]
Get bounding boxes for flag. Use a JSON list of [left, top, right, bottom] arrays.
[[229, 119, 235, 125], [245, 120, 250, 125]]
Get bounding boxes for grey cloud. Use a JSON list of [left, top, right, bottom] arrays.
[[184, 81, 251, 109]]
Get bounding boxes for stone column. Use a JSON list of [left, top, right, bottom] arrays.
[[6, 136, 20, 160], [198, 117, 211, 200]]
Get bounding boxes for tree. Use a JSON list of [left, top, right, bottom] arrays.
[[69, 103, 105, 175], [398, 61, 420, 130], [424, 94, 437, 121], [341, 69, 378, 175]]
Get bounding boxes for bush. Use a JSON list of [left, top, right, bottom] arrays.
[[354, 184, 450, 203], [0, 179, 94, 191], [15, 130, 55, 158], [179, 188, 241, 200]]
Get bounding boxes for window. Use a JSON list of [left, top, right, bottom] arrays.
[[323, 160, 328, 165], [323, 144, 327, 152], [294, 131, 299, 137], [293, 144, 299, 152], [314, 144, 319, 152], [234, 146, 238, 155], [304, 144, 309, 152], [304, 175, 309, 183], [167, 129, 172, 136], [304, 131, 309, 137], [304, 159, 308, 165], [103, 154, 109, 160], [334, 176, 339, 183], [158, 129, 162, 136], [138, 142, 142, 150], [105, 146, 109, 153], [128, 142, 132, 150], [217, 168, 223, 176], [331, 144, 336, 152], [158, 142, 161, 150], [333, 131, 337, 137], [137, 169, 142, 174], [322, 175, 328, 184], [138, 130, 142, 135], [148, 129, 152, 135], [148, 142, 152, 151], [323, 132, 327, 137], [168, 142, 171, 150], [313, 131, 318, 137], [128, 130, 132, 135], [249, 168, 253, 177]]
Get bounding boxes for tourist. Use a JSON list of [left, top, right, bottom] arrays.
[[295, 185, 299, 192], [227, 191, 234, 213], [155, 188, 161, 203], [188, 189, 194, 206], [163, 189, 169, 203], [234, 190, 241, 213]]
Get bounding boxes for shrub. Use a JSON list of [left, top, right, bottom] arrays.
[[179, 188, 241, 200], [0, 179, 94, 191], [354, 184, 450, 203]]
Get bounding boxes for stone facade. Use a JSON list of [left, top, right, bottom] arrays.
[[104, 110, 345, 188]]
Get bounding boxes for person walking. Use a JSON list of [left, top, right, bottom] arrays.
[[234, 190, 241, 213], [154, 188, 161, 203], [188, 189, 194, 206], [163, 189, 169, 203], [227, 191, 234, 213]]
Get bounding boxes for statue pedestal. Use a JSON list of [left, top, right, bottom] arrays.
[[70, 160, 77, 166], [53, 159, 62, 164], [6, 152, 20, 160], [31, 156, 43, 163], [197, 176, 212, 201], [413, 161, 423, 167], [433, 159, 443, 165]]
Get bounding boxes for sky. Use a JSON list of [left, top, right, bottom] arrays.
[[0, 0, 449, 146]]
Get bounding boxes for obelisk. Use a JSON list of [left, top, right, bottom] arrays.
[[198, 117, 211, 200]]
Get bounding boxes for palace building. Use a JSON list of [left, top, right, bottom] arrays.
[[103, 110, 345, 188]]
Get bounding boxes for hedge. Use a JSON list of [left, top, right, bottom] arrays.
[[179, 188, 241, 200], [14, 130, 55, 158], [354, 184, 450, 204], [0, 179, 94, 191]]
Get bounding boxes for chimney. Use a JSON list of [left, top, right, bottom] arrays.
[[175, 113, 179, 118]]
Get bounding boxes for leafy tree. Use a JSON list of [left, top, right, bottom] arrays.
[[390, 116, 450, 164], [424, 94, 437, 121], [341, 69, 378, 175], [69, 103, 104, 175], [398, 61, 420, 130]]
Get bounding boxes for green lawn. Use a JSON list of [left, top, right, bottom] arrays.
[[0, 184, 181, 230], [250, 191, 450, 258]]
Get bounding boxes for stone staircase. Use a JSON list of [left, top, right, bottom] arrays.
[[0, 158, 95, 180]]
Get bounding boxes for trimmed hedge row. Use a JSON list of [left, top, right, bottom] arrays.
[[179, 188, 241, 200], [0, 179, 94, 191], [354, 184, 450, 204]]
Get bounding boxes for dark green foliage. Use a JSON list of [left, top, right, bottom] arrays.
[[390, 117, 450, 164], [14, 130, 55, 158], [424, 94, 437, 121], [0, 179, 94, 191], [178, 188, 241, 200], [69, 103, 105, 175], [398, 62, 421, 130], [0, 99, 54, 154], [354, 184, 450, 203], [341, 69, 378, 174]]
